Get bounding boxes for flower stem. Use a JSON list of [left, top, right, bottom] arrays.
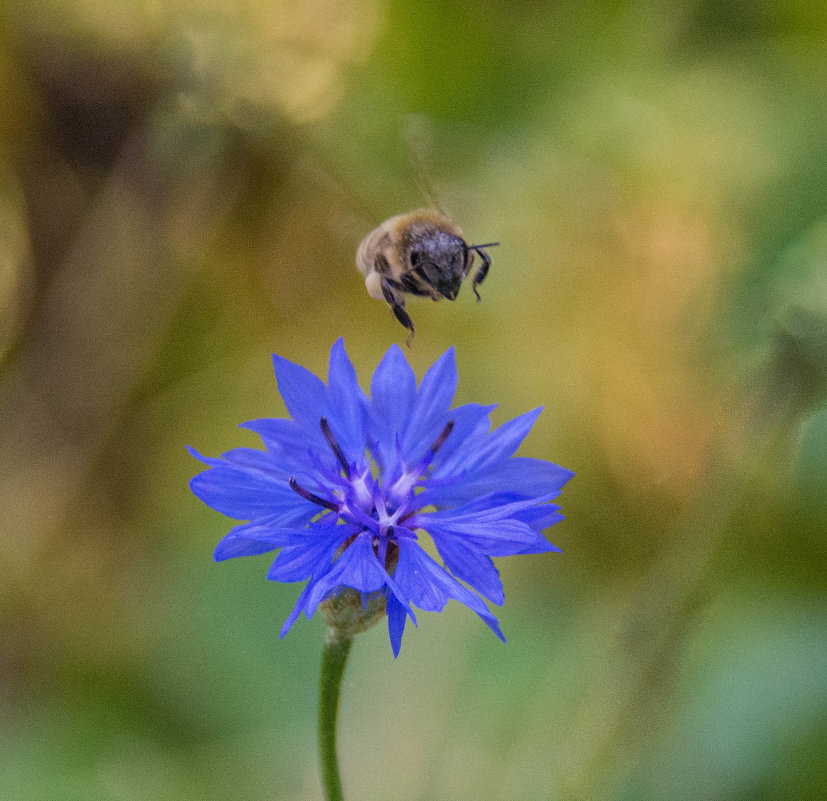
[[318, 632, 353, 801]]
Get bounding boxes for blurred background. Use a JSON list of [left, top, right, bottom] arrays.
[[1, 1, 825, 799]]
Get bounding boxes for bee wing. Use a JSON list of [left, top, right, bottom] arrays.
[[403, 114, 451, 217]]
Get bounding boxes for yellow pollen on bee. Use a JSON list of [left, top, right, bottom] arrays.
[[365, 271, 385, 301]]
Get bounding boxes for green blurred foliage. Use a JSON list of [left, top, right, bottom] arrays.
[[0, 0, 825, 799]]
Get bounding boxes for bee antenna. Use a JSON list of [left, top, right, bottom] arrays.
[[468, 242, 500, 251]]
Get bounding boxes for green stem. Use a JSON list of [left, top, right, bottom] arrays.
[[318, 632, 353, 801]]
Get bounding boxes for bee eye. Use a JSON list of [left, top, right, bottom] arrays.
[[410, 251, 423, 268]]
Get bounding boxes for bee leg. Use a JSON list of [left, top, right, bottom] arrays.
[[380, 278, 416, 344], [472, 249, 491, 301]]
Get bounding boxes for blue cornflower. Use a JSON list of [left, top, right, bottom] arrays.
[[189, 339, 573, 656]]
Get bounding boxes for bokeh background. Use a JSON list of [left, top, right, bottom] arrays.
[[1, 1, 825, 799]]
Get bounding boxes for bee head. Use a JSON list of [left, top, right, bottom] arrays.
[[410, 230, 466, 300]]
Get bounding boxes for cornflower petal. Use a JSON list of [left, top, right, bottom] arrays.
[[240, 418, 335, 472], [426, 518, 552, 557], [188, 445, 286, 477], [305, 534, 408, 615], [188, 447, 310, 520], [272, 354, 330, 428], [401, 347, 458, 462], [419, 457, 574, 508], [429, 535, 504, 605], [369, 345, 417, 470], [516, 506, 565, 534], [420, 491, 564, 522], [386, 595, 410, 658], [266, 526, 352, 581], [432, 407, 542, 478], [280, 581, 315, 638], [326, 338, 368, 464], [449, 491, 566, 536], [214, 513, 319, 560], [414, 494, 564, 556], [427, 403, 494, 470], [394, 540, 505, 641]]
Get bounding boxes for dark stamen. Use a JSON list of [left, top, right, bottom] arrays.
[[289, 476, 340, 512], [384, 540, 400, 572], [417, 420, 455, 473], [429, 420, 455, 457], [320, 417, 351, 478]]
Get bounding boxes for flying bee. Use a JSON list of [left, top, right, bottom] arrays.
[[356, 209, 499, 342]]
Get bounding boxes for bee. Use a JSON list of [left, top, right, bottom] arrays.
[[356, 209, 499, 342]]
